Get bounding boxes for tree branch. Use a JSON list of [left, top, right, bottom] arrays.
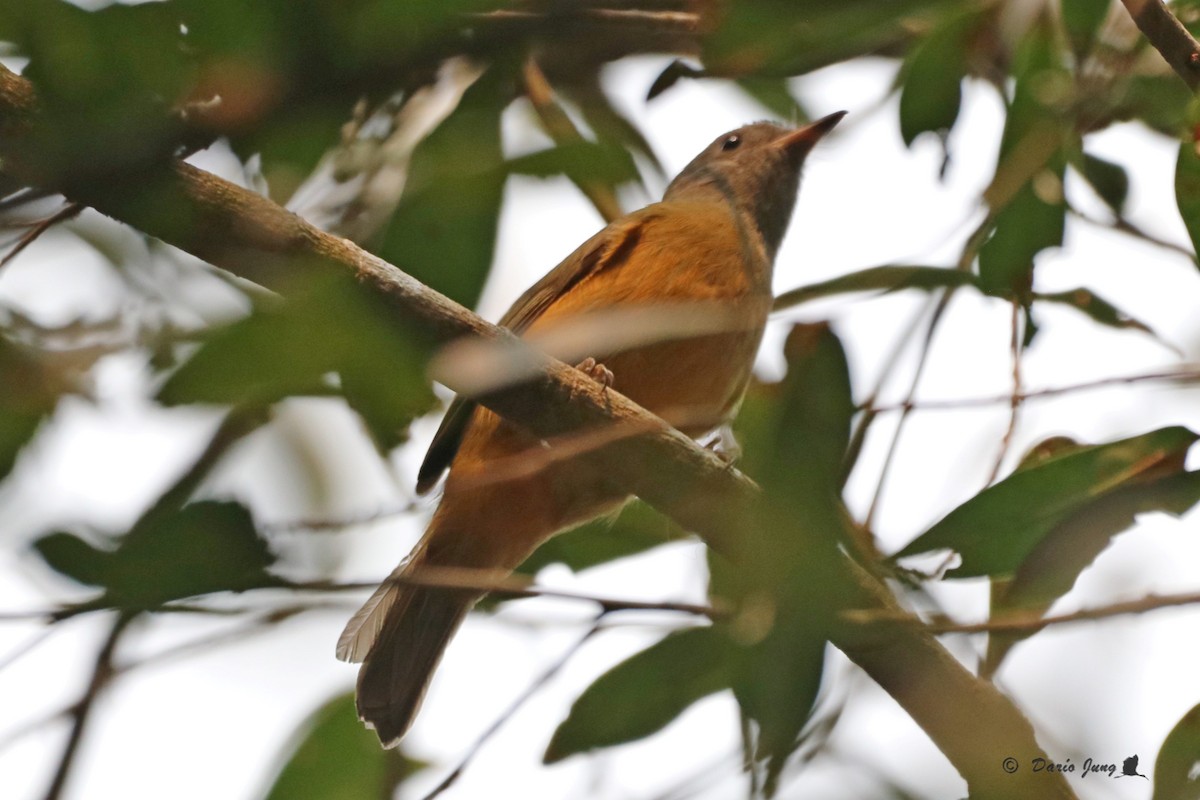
[[1120, 0, 1200, 90], [42, 612, 131, 800], [0, 65, 1073, 799]]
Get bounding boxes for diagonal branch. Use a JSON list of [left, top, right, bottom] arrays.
[[0, 64, 1073, 800], [1120, 0, 1200, 90]]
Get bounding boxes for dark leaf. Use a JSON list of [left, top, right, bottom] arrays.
[[0, 411, 42, 483], [1060, 0, 1111, 57], [515, 501, 685, 577], [1033, 287, 1158, 338], [646, 59, 705, 101], [723, 325, 855, 789], [1076, 151, 1130, 215], [33, 500, 280, 610], [544, 626, 731, 763], [978, 19, 1069, 295], [0, 336, 69, 482], [734, 77, 805, 122], [565, 74, 663, 176], [773, 265, 980, 311], [160, 273, 435, 453], [1153, 702, 1200, 800], [376, 70, 509, 309], [987, 470, 1200, 673], [3, 2, 192, 181], [263, 692, 424, 800], [703, 0, 957, 79], [32, 532, 110, 589], [898, 10, 980, 146], [896, 427, 1199, 578], [506, 140, 639, 187], [1174, 112, 1200, 267]]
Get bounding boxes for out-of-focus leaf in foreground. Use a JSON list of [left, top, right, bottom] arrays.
[[1174, 101, 1200, 267], [724, 324, 856, 792], [159, 273, 435, 453], [544, 626, 731, 763], [515, 500, 686, 577], [978, 17, 1069, 295], [376, 71, 508, 310], [34, 500, 279, 610], [1153, 701, 1200, 800], [895, 427, 1200, 579], [263, 692, 425, 800], [898, 9, 982, 146]]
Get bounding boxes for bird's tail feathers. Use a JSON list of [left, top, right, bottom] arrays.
[[336, 549, 478, 747]]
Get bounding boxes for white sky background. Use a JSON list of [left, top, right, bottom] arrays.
[[2, 53, 1200, 800]]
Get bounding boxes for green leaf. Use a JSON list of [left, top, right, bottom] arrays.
[[263, 692, 424, 800], [773, 265, 979, 311], [986, 469, 1200, 673], [544, 626, 731, 763], [1076, 152, 1130, 215], [506, 140, 639, 187], [1034, 287, 1158, 337], [734, 77, 805, 121], [978, 19, 1069, 294], [1060, 0, 1110, 57], [160, 273, 435, 453], [724, 325, 855, 790], [32, 532, 110, 588], [646, 59, 706, 101], [1154, 702, 1200, 800], [733, 618, 827, 796], [702, 0, 957, 79], [896, 427, 1199, 578], [4, 2, 192, 181], [33, 500, 279, 610], [567, 74, 663, 176], [0, 335, 68, 482], [898, 11, 979, 146], [515, 501, 685, 576], [1174, 109, 1200, 265], [376, 70, 508, 309]]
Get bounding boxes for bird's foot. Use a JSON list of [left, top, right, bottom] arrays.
[[704, 425, 742, 465], [576, 357, 615, 391]]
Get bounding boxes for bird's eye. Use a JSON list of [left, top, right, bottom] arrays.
[[721, 135, 741, 151]]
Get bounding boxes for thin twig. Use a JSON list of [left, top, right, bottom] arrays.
[[1119, 0, 1200, 90], [293, 568, 722, 619], [862, 216, 994, 529], [863, 293, 952, 529], [985, 298, 1024, 485], [849, 588, 1200, 634], [420, 619, 606, 800], [0, 607, 318, 757], [0, 570, 720, 624], [864, 366, 1200, 413], [42, 612, 131, 800], [0, 202, 83, 272]]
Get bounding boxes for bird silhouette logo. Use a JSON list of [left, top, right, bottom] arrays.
[[1117, 754, 1148, 779]]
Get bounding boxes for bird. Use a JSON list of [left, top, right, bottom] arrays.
[[336, 111, 846, 747]]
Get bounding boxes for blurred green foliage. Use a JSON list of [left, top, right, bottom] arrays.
[[263, 692, 425, 800]]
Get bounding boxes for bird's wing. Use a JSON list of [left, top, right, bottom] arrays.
[[415, 210, 655, 494]]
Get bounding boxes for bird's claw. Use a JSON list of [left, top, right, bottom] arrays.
[[576, 357, 615, 390]]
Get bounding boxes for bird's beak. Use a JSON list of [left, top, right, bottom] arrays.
[[776, 110, 848, 154]]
